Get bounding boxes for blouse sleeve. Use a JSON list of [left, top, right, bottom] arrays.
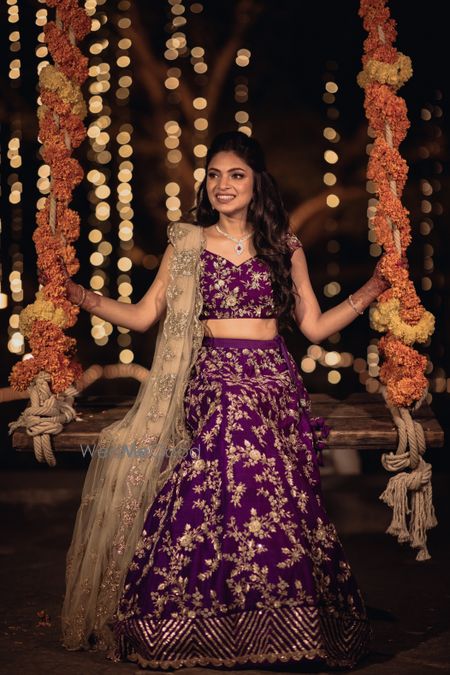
[[285, 230, 303, 254]]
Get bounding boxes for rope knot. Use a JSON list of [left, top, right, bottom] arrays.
[[8, 370, 78, 467]]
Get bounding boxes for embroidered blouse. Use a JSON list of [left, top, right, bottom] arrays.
[[199, 231, 303, 320]]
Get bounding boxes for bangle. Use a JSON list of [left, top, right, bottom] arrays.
[[74, 284, 87, 307], [347, 294, 364, 316]]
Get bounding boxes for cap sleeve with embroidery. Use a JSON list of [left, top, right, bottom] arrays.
[[167, 221, 184, 247], [285, 231, 303, 254]]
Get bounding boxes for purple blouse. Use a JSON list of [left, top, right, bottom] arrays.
[[199, 231, 303, 320]]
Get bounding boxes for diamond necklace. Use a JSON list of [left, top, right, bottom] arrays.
[[215, 224, 253, 255]]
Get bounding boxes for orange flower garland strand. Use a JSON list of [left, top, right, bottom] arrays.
[[358, 0, 435, 408], [359, 0, 437, 562], [8, 0, 90, 394]]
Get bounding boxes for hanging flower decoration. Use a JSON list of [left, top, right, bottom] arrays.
[[358, 0, 435, 408], [8, 0, 90, 393]]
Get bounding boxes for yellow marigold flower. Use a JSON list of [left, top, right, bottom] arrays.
[[357, 53, 413, 90], [371, 298, 435, 345], [39, 65, 87, 118], [19, 291, 68, 338]]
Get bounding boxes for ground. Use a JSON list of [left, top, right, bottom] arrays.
[[0, 460, 449, 675]]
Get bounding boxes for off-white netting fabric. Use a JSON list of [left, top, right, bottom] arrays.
[[62, 222, 205, 650]]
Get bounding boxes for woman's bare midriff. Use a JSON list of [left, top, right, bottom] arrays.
[[202, 318, 278, 340]]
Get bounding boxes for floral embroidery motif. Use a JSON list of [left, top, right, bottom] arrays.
[[199, 230, 302, 320], [113, 342, 369, 669], [199, 251, 276, 320], [166, 309, 190, 337], [170, 249, 198, 276]]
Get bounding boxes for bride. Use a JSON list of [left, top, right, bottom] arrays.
[[59, 130, 388, 669]]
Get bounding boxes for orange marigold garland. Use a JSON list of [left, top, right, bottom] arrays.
[[358, 0, 435, 408], [359, 0, 437, 561], [9, 1, 89, 397]]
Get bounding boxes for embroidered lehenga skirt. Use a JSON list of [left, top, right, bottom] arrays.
[[112, 335, 372, 669]]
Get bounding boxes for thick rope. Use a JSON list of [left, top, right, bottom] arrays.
[[375, 23, 437, 561], [6, 364, 151, 465], [379, 385, 437, 560], [8, 371, 78, 467]]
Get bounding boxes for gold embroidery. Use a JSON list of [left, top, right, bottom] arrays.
[[166, 309, 189, 337], [157, 373, 176, 398], [200, 253, 277, 319], [171, 249, 198, 276], [117, 604, 371, 670]]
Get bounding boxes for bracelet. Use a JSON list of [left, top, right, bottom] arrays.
[[74, 284, 87, 307], [347, 294, 364, 316]]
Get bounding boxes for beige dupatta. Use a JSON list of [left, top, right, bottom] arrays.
[[61, 221, 206, 650]]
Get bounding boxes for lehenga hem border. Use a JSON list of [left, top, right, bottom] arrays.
[[120, 645, 367, 670], [114, 604, 371, 671]]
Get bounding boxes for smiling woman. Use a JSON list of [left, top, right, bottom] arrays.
[[107, 132, 387, 669], [61, 131, 388, 669], [206, 152, 254, 216]]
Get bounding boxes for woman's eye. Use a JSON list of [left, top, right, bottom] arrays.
[[232, 173, 244, 179]]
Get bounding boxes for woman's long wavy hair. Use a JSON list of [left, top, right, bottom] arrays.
[[188, 131, 298, 333]]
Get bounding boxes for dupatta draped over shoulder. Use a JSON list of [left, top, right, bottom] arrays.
[[62, 222, 206, 650]]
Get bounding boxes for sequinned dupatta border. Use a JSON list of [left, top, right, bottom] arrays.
[[61, 222, 206, 651]]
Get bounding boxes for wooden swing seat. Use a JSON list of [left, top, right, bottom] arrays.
[[11, 392, 444, 453]]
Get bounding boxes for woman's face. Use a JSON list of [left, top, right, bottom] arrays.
[[206, 151, 254, 219]]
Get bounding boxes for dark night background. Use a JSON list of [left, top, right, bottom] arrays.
[[0, 0, 448, 465], [0, 4, 450, 673]]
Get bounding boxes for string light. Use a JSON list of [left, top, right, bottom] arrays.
[[5, 0, 24, 357], [190, 37, 209, 191], [361, 93, 384, 395], [86, 0, 116, 351], [322, 62, 342, 380], [419, 91, 445, 402], [300, 62, 345, 387], [115, 0, 135, 363], [163, 1, 188, 222], [234, 49, 252, 136], [0, 142, 5, 311]]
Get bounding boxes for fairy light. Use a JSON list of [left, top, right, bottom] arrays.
[[301, 62, 344, 382], [6, 1, 24, 354], [85, 0, 116, 350], [112, 0, 136, 363], [418, 91, 446, 402], [8, 1, 21, 85], [234, 48, 252, 136], [163, 1, 188, 222], [322, 61, 342, 382], [357, 340, 381, 394], [190, 40, 209, 190], [0, 143, 6, 311], [358, 95, 385, 394]]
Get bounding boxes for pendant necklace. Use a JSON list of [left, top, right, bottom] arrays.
[[215, 224, 253, 255]]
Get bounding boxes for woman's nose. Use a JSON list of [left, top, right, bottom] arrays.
[[218, 176, 230, 190]]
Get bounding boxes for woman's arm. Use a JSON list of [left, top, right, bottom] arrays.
[[65, 243, 174, 333], [290, 247, 388, 343]]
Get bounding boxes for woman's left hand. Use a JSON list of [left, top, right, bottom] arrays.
[[371, 258, 390, 293]]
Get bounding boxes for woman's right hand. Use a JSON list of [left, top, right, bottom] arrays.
[[38, 256, 85, 306]]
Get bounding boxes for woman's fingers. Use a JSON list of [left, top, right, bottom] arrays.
[[57, 255, 71, 280]]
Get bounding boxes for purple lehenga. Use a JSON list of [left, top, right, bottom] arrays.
[[112, 234, 372, 669]]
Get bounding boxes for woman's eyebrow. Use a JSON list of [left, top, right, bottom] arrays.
[[207, 166, 247, 173]]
